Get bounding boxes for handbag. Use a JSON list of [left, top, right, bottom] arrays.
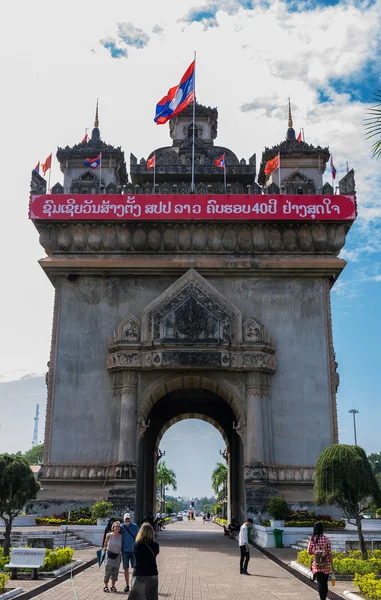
[[107, 550, 119, 560]]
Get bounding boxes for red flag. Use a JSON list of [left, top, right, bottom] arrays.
[[41, 153, 52, 176], [297, 130, 302, 143], [34, 161, 40, 174], [147, 154, 155, 170], [81, 131, 88, 143], [264, 153, 280, 175], [214, 154, 225, 168]]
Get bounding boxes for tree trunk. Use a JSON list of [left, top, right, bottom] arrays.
[[355, 514, 368, 560], [3, 518, 12, 557]]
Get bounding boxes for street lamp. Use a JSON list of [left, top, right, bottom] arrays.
[[157, 448, 165, 463], [348, 408, 359, 445]]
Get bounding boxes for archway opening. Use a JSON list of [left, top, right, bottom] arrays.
[[157, 417, 227, 518], [136, 387, 244, 524]]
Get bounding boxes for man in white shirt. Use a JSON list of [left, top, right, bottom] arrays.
[[238, 518, 253, 574]]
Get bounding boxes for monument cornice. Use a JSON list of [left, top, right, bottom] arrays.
[[38, 255, 347, 283], [35, 221, 351, 256]]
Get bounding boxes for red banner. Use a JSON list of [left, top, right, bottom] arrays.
[[29, 194, 356, 221]]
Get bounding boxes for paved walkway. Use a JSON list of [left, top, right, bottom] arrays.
[[5, 518, 351, 600]]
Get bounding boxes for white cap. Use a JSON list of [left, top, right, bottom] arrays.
[[124, 513, 131, 520]]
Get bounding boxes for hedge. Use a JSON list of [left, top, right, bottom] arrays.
[[355, 574, 381, 600], [297, 550, 381, 575], [0, 549, 9, 571], [216, 518, 228, 526]]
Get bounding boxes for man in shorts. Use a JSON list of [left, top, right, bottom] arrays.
[[120, 513, 139, 593]]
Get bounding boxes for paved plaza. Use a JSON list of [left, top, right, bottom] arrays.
[[4, 519, 355, 600]]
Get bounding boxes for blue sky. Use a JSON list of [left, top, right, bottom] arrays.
[[0, 0, 380, 491]]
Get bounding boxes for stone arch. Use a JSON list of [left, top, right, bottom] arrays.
[[155, 412, 229, 454], [138, 373, 246, 431]]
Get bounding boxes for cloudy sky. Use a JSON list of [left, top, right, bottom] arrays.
[[0, 0, 380, 493]]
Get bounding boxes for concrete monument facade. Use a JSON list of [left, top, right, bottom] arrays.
[[30, 103, 355, 522]]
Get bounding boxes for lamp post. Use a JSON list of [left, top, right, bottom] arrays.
[[348, 408, 359, 445]]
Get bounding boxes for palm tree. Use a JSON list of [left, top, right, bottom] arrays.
[[211, 462, 228, 518], [364, 90, 381, 158], [156, 461, 177, 514]]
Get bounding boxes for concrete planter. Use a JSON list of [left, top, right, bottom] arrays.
[[270, 520, 285, 528], [0, 515, 37, 527], [96, 518, 108, 527]]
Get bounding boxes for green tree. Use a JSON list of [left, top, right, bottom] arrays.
[[315, 444, 381, 559], [0, 454, 40, 556], [211, 462, 227, 496], [156, 461, 177, 513], [368, 453, 381, 475], [365, 91, 381, 158], [22, 444, 44, 466]]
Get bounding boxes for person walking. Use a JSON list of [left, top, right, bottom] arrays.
[[120, 512, 139, 593], [129, 522, 160, 600], [103, 520, 122, 593], [307, 521, 334, 600], [238, 517, 253, 575]]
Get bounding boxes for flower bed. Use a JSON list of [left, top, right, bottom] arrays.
[[36, 517, 96, 526], [297, 549, 381, 575], [355, 573, 381, 599], [285, 519, 345, 528]]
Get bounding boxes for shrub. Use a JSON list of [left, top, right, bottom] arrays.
[[268, 497, 289, 520], [297, 550, 381, 575], [42, 548, 74, 571], [216, 518, 228, 526], [0, 548, 10, 571], [0, 573, 10, 593], [355, 574, 381, 600], [376, 508, 381, 518], [91, 501, 113, 519]]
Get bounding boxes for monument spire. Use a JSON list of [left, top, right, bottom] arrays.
[[286, 98, 296, 141], [94, 98, 99, 128], [288, 98, 293, 128], [91, 98, 100, 142]]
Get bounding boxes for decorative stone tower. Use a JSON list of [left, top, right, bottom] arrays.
[[129, 102, 259, 194]]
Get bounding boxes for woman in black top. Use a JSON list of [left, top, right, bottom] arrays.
[[129, 522, 159, 600]]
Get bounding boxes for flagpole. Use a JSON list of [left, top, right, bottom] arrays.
[[153, 153, 156, 194], [331, 153, 333, 191], [224, 159, 227, 193], [99, 152, 102, 194], [48, 152, 52, 193], [278, 152, 281, 193], [302, 128, 305, 142], [191, 51, 196, 193]]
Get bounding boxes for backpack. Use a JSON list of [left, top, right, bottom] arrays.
[[314, 549, 327, 570]]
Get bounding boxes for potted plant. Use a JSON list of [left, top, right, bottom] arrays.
[[91, 500, 113, 526], [267, 497, 289, 528]]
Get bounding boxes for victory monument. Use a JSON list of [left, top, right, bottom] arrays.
[[29, 102, 356, 522]]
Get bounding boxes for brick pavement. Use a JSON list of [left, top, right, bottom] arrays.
[[12, 518, 343, 600]]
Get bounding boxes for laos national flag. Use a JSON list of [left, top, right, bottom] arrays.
[[154, 61, 195, 125], [84, 153, 101, 169]]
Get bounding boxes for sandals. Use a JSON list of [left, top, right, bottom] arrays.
[[104, 586, 110, 592], [110, 587, 117, 593]]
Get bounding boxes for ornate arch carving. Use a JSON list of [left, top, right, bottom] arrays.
[[107, 269, 275, 374]]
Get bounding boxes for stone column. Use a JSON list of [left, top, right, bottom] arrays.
[[245, 372, 270, 464], [115, 371, 138, 464]]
